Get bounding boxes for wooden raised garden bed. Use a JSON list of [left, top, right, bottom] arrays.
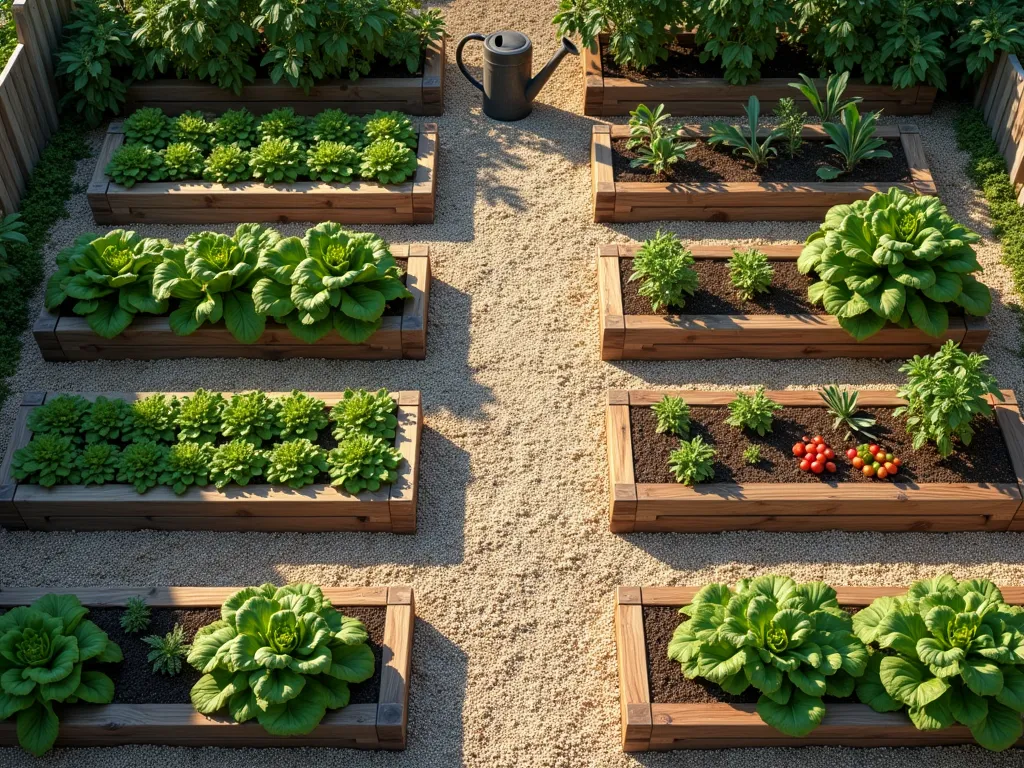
[[0, 585, 414, 749], [583, 33, 936, 117], [598, 244, 989, 360], [0, 391, 422, 533], [125, 37, 445, 117], [614, 584, 1024, 751], [606, 388, 1024, 533], [34, 246, 431, 362], [88, 122, 438, 225], [591, 123, 934, 223]]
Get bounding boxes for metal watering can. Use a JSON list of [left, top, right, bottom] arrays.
[[456, 31, 578, 121]]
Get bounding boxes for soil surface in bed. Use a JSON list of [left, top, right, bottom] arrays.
[[88, 605, 386, 705], [630, 405, 1016, 485], [602, 40, 819, 82], [613, 138, 912, 184], [643, 605, 859, 704], [619, 258, 824, 316]]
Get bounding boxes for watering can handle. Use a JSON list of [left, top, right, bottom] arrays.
[[456, 33, 486, 92]]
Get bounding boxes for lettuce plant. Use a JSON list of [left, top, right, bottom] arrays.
[[44, 230, 168, 338], [76, 442, 120, 486], [169, 111, 212, 150], [127, 394, 179, 443], [306, 141, 360, 183], [274, 390, 329, 441], [153, 224, 277, 342], [82, 395, 133, 443], [210, 439, 267, 489], [175, 389, 226, 444], [160, 441, 215, 494], [307, 110, 364, 145], [160, 141, 205, 181], [265, 439, 328, 489], [651, 394, 690, 438], [359, 138, 418, 184], [327, 433, 402, 493], [669, 576, 868, 737], [187, 583, 374, 735], [11, 434, 81, 487], [117, 440, 169, 493], [362, 110, 417, 148], [122, 107, 171, 148], [256, 107, 307, 141], [27, 394, 89, 439], [0, 594, 121, 756], [221, 391, 280, 447], [211, 108, 258, 149], [629, 231, 698, 312], [853, 575, 1024, 751], [798, 189, 992, 340], [203, 143, 252, 183], [668, 435, 716, 485], [105, 143, 166, 187], [895, 341, 1003, 457], [253, 224, 410, 343], [249, 137, 305, 184], [725, 388, 783, 436], [330, 388, 397, 441]]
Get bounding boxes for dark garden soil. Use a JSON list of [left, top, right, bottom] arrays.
[[644, 605, 859, 705], [602, 40, 819, 82], [629, 405, 1017, 485], [612, 138, 912, 185], [89, 605, 386, 705], [619, 258, 823, 316]]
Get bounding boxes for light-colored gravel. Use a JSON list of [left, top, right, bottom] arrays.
[[2, 2, 1024, 767]]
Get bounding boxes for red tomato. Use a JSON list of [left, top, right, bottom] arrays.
[[846, 448, 858, 459], [863, 465, 876, 477], [884, 462, 897, 475], [812, 435, 824, 445], [811, 461, 824, 474], [824, 448, 835, 460], [800, 459, 811, 472], [815, 454, 826, 465], [852, 457, 864, 469], [868, 444, 880, 455], [825, 462, 837, 473], [793, 443, 805, 456], [877, 467, 888, 479], [892, 457, 902, 467]]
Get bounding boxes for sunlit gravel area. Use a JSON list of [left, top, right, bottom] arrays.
[[2, 1, 1024, 766]]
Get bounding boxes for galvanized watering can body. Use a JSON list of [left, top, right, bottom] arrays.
[[456, 31, 578, 121]]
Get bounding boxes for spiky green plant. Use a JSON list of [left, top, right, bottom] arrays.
[[668, 435, 716, 485], [729, 249, 774, 301], [743, 444, 763, 465], [725, 387, 783, 436], [143, 624, 190, 676], [819, 385, 878, 441], [120, 595, 152, 633]]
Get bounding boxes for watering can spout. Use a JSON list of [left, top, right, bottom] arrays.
[[525, 37, 579, 104]]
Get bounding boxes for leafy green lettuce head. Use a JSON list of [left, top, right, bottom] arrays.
[[853, 575, 1024, 751], [798, 189, 991, 340], [187, 583, 374, 736], [0, 594, 122, 756], [669, 575, 868, 737], [253, 224, 410, 344]]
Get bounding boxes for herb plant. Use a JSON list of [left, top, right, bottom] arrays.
[[816, 105, 892, 181], [307, 141, 360, 183], [774, 97, 806, 158], [211, 109, 258, 148], [160, 441, 215, 494], [27, 394, 89, 439], [652, 395, 691, 438], [170, 111, 212, 150], [798, 189, 992, 340], [0, 594, 121, 755], [330, 388, 398, 441], [895, 341, 1003, 457], [127, 394, 178, 443], [668, 435, 716, 485], [670, 576, 868, 737], [120, 596, 152, 633], [187, 583, 374, 735], [175, 389, 226, 444], [729, 249, 773, 301], [628, 231, 699, 312], [743, 444, 762, 465], [221, 391, 280, 447], [123, 107, 171, 148], [257, 108, 307, 141], [820, 386, 878, 441], [254, 224, 410, 343], [11, 434, 81, 487], [627, 103, 672, 149], [249, 137, 306, 184], [210, 439, 267, 489], [359, 138, 418, 184], [203, 143, 253, 183], [328, 434, 402, 493], [265, 439, 329, 489], [363, 110, 417, 148], [853, 575, 1024, 751], [725, 388, 783, 436], [76, 442, 120, 485], [143, 624, 190, 676], [275, 391, 329, 441], [709, 96, 783, 169], [117, 440, 169, 493], [631, 133, 697, 176], [160, 142, 205, 181], [105, 143, 166, 187], [82, 396, 133, 443], [790, 72, 862, 123]]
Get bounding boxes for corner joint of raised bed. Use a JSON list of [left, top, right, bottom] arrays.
[[607, 389, 629, 405], [387, 585, 414, 605], [616, 586, 642, 605], [21, 392, 45, 406]]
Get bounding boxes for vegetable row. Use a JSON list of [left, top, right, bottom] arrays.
[[107, 108, 420, 187], [668, 574, 1024, 751], [658, 341, 1001, 485], [12, 389, 403, 494], [46, 224, 409, 342], [0, 585, 375, 756]]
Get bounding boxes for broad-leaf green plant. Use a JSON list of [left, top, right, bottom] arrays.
[[221, 391, 280, 447], [274, 391, 329, 441], [11, 435, 81, 487], [652, 394, 691, 438], [27, 394, 89, 440], [210, 439, 267, 489], [362, 110, 417, 148], [175, 389, 226, 445], [203, 143, 252, 183], [159, 441, 215, 494], [76, 442, 119, 486], [105, 143, 166, 187], [82, 396, 133, 443], [816, 105, 892, 180], [249, 137, 306, 184], [122, 107, 171, 148], [160, 142, 205, 181], [117, 440, 168, 493], [211, 108, 258, 148], [359, 138, 418, 184], [306, 142, 360, 183], [127, 394, 178, 443], [729, 248, 774, 301], [708, 96, 783, 169]]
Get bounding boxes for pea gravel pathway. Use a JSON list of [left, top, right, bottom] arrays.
[[3, 2, 1024, 766]]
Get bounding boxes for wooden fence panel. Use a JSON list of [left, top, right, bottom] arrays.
[[975, 53, 1024, 203]]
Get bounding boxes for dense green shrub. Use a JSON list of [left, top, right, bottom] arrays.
[[0, 0, 16, 70]]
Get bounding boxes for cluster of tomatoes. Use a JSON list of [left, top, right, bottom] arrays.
[[792, 435, 837, 474], [847, 444, 902, 479]]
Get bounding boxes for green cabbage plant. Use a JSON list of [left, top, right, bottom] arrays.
[[669, 576, 868, 738], [330, 388, 397, 441], [853, 575, 1024, 751], [175, 389, 226, 444], [187, 583, 374, 735], [359, 138, 418, 184], [265, 439, 328, 489], [160, 442, 215, 494], [210, 439, 267, 489], [221, 391, 280, 447], [327, 433, 402, 493], [44, 230, 168, 338], [153, 224, 279, 342], [253, 224, 410, 343], [274, 391, 328, 441], [11, 435, 81, 487], [798, 189, 992, 340], [0, 594, 122, 756]]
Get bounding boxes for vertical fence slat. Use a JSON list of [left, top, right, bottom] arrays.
[[977, 54, 1024, 195], [0, 47, 35, 179], [12, 0, 58, 132]]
